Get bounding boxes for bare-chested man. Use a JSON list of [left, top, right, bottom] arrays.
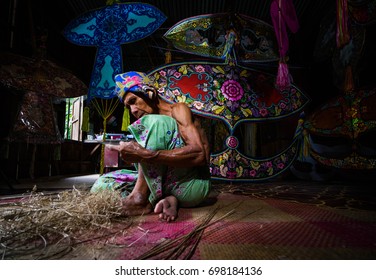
[[91, 71, 211, 222]]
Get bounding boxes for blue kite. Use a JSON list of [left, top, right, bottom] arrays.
[[63, 3, 166, 100]]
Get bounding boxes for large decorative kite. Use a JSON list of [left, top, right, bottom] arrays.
[[0, 52, 88, 178], [149, 61, 309, 181], [0, 52, 88, 144], [164, 13, 279, 63], [63, 3, 166, 100], [153, 11, 309, 181], [151, 62, 308, 129], [0, 52, 87, 98], [304, 87, 376, 170]]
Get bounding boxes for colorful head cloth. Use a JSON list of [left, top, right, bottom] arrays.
[[114, 71, 155, 101]]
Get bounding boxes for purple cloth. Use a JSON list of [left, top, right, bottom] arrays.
[[270, 0, 299, 57]]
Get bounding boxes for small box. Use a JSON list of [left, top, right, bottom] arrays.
[[104, 145, 118, 168]]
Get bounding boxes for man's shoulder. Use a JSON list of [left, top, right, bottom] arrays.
[[171, 102, 192, 115], [172, 101, 190, 109], [171, 102, 193, 125]]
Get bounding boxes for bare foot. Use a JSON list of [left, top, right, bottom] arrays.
[[121, 192, 152, 216], [154, 196, 178, 222]]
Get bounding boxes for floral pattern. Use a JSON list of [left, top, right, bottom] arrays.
[[226, 136, 238, 149], [151, 62, 309, 129], [311, 150, 376, 170], [221, 79, 244, 101], [210, 138, 299, 180]]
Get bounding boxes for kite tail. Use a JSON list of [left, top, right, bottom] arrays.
[[81, 106, 90, 132], [276, 61, 293, 90], [121, 107, 130, 131], [336, 0, 350, 48]]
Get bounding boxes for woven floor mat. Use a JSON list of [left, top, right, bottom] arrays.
[[213, 180, 376, 211], [55, 192, 376, 260]]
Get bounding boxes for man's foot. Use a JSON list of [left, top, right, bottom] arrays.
[[154, 195, 178, 222], [121, 192, 152, 216]]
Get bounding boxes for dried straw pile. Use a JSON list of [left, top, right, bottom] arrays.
[[0, 187, 132, 260]]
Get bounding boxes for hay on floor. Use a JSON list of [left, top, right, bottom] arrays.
[[0, 187, 132, 260]]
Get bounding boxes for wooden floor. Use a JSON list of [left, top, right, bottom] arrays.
[[0, 174, 99, 196]]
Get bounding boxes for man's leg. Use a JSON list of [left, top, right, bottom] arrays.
[[121, 164, 153, 216], [154, 167, 210, 221], [130, 115, 211, 221], [128, 115, 184, 221]]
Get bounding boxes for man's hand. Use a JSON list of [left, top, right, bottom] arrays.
[[107, 141, 158, 164]]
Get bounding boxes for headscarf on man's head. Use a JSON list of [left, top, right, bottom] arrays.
[[114, 71, 156, 102]]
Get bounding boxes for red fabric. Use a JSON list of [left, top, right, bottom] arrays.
[[170, 73, 211, 101]]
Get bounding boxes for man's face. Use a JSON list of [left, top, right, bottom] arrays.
[[123, 92, 156, 119]]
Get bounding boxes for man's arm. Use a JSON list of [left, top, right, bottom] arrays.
[[109, 103, 208, 168], [193, 116, 211, 164]]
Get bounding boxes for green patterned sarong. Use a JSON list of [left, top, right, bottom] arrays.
[[91, 114, 211, 208]]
